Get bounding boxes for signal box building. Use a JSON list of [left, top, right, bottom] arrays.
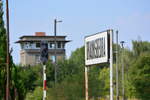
[[16, 32, 70, 66]]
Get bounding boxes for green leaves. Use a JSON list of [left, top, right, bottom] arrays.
[[0, 2, 7, 99], [132, 40, 150, 57], [98, 67, 110, 97], [25, 87, 43, 100], [129, 53, 150, 100]]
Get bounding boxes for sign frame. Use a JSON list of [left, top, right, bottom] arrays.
[[85, 30, 109, 66]]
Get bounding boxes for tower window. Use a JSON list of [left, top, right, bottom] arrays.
[[57, 42, 61, 48], [36, 43, 40, 48], [49, 43, 55, 49]]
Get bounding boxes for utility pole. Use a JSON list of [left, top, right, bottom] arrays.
[[6, 0, 10, 99], [54, 19, 62, 84], [116, 30, 119, 100], [120, 41, 125, 100]]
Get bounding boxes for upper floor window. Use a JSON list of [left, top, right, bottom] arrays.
[[24, 42, 30, 49], [36, 43, 40, 48], [29, 42, 34, 49], [57, 42, 61, 48], [49, 43, 55, 49]]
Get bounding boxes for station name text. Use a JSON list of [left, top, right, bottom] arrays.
[[86, 37, 106, 60]]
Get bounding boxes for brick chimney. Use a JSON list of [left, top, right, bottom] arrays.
[[35, 32, 46, 36]]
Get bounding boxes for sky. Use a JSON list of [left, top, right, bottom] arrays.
[[2, 0, 150, 64]]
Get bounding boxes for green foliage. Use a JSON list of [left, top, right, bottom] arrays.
[[129, 53, 150, 100], [0, 2, 7, 99], [69, 46, 85, 67], [98, 67, 110, 97], [132, 40, 150, 57], [25, 86, 43, 100], [9, 65, 42, 100], [48, 74, 84, 100], [46, 61, 55, 87]]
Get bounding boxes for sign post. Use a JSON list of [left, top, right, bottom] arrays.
[[109, 29, 114, 100], [85, 66, 88, 100], [116, 30, 119, 100], [84, 29, 113, 100]]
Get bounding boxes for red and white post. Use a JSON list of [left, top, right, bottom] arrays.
[[43, 65, 46, 100]]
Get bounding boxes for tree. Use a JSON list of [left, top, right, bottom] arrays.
[[98, 67, 109, 98], [132, 40, 150, 57], [0, 1, 7, 99], [0, 2, 17, 99], [129, 53, 150, 100], [10, 65, 43, 100]]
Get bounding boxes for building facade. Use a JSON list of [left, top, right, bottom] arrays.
[[16, 32, 70, 66]]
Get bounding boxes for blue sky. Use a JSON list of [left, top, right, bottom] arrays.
[[2, 0, 150, 64]]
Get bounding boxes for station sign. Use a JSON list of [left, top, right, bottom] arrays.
[[85, 31, 109, 66]]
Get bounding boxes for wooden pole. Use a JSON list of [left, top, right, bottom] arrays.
[[85, 66, 88, 100], [6, 0, 10, 99]]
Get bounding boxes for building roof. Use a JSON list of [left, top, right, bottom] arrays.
[[15, 32, 70, 43], [19, 35, 67, 39], [16, 32, 71, 43]]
